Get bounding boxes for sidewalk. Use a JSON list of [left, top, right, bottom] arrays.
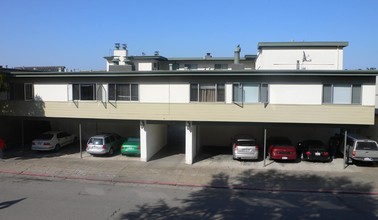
[[1, 152, 378, 195]]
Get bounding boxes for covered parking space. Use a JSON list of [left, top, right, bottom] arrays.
[[0, 116, 140, 158], [186, 121, 374, 167]]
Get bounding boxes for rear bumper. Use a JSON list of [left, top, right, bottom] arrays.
[[271, 153, 297, 160], [121, 149, 140, 156], [233, 152, 258, 160], [303, 155, 331, 161], [352, 157, 378, 162], [32, 145, 54, 151], [86, 148, 107, 155]]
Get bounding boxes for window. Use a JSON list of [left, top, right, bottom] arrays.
[[190, 83, 225, 102], [184, 64, 198, 70], [24, 83, 34, 101], [232, 83, 269, 104], [108, 83, 138, 101], [214, 64, 228, 70], [322, 84, 361, 104], [73, 83, 96, 100]]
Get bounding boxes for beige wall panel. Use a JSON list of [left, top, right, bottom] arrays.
[[0, 101, 374, 125]]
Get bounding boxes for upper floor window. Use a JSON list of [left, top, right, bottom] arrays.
[[108, 83, 138, 101], [73, 83, 96, 100], [190, 83, 225, 102], [322, 84, 361, 104], [24, 83, 34, 101], [214, 64, 228, 70], [233, 83, 269, 105], [184, 64, 198, 70]]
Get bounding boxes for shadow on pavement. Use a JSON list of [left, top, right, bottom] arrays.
[[3, 142, 86, 160], [120, 170, 378, 219]]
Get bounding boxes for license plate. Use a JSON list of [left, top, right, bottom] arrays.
[[364, 157, 372, 161], [282, 156, 288, 160], [315, 152, 321, 156]]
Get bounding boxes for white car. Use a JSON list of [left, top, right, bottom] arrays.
[[32, 131, 77, 151]]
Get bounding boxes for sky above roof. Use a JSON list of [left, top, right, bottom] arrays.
[[1, 0, 377, 71]]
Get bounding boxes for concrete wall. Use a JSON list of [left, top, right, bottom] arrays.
[[141, 123, 167, 162]]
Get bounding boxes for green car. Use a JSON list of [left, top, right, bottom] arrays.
[[121, 137, 140, 156]]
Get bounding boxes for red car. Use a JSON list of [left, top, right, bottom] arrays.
[[267, 137, 297, 161]]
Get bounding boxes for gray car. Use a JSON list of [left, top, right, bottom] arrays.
[[86, 133, 124, 155], [232, 135, 259, 160], [344, 134, 378, 164]]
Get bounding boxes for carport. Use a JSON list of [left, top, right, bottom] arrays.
[[189, 121, 373, 168]]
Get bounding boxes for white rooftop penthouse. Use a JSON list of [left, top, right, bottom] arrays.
[[255, 42, 348, 70]]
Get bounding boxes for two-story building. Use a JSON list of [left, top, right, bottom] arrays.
[[1, 42, 377, 164]]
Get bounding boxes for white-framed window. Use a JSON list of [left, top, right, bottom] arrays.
[[24, 83, 34, 101], [72, 83, 96, 100], [322, 84, 361, 104], [190, 83, 225, 102], [108, 83, 138, 101], [232, 83, 269, 104]]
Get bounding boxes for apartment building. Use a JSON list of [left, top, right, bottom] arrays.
[[1, 42, 377, 164]]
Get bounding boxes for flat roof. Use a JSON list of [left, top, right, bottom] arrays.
[[258, 42, 349, 49], [9, 69, 378, 78]]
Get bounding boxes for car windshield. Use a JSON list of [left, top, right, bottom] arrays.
[[35, 134, 54, 140], [356, 141, 378, 150], [127, 138, 140, 142], [236, 140, 256, 146], [88, 138, 103, 145]]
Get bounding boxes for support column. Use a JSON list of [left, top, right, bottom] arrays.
[[140, 121, 167, 162], [140, 121, 148, 162], [185, 121, 197, 165]]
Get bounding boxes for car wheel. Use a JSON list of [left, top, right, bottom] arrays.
[[109, 147, 114, 155], [54, 144, 61, 151]]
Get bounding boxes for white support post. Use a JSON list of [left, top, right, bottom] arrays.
[[185, 121, 197, 165]]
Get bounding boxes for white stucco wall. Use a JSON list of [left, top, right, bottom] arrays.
[[34, 84, 68, 101], [362, 85, 376, 106], [225, 84, 233, 104], [139, 84, 189, 103], [140, 123, 167, 162], [185, 124, 197, 164], [256, 48, 344, 70], [269, 84, 322, 105]]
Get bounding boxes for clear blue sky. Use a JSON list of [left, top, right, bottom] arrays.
[[1, 0, 377, 71]]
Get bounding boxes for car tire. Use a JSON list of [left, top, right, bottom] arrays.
[[109, 147, 114, 155], [54, 144, 61, 152]]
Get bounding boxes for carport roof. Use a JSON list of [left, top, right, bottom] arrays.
[[8, 69, 378, 78]]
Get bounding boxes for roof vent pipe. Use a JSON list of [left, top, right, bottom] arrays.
[[234, 45, 241, 64]]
